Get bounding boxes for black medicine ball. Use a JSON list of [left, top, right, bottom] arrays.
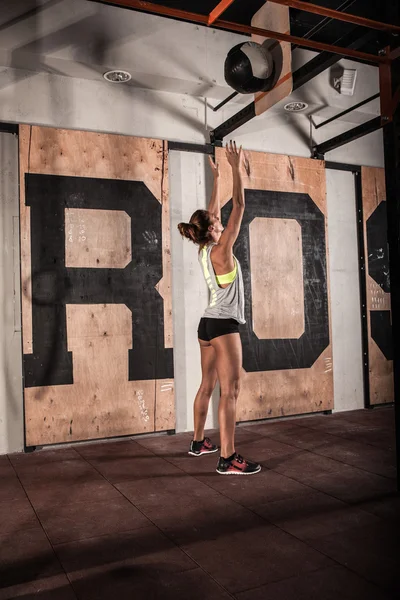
[[224, 41, 275, 94]]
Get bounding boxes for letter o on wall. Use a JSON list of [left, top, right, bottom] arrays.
[[222, 189, 330, 372]]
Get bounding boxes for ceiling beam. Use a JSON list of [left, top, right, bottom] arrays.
[[312, 116, 383, 157], [291, 0, 356, 51], [208, 0, 237, 26], [314, 93, 380, 129], [269, 0, 400, 34], [99, 1, 389, 65]]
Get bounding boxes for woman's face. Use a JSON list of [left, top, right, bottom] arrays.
[[209, 214, 224, 241]]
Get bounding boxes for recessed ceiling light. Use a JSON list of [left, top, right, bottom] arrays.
[[284, 101, 308, 112], [103, 70, 132, 83]]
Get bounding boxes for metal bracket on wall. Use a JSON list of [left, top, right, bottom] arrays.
[[354, 170, 372, 409], [325, 161, 361, 173], [210, 102, 256, 144], [168, 141, 214, 154], [0, 122, 18, 135], [24, 445, 38, 453]]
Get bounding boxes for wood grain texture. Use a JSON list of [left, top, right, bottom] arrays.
[[217, 148, 332, 421], [362, 166, 393, 406], [218, 151, 327, 216], [19, 125, 174, 445], [252, 2, 293, 116], [250, 217, 304, 339], [65, 209, 132, 269]]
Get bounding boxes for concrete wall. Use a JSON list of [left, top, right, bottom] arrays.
[[326, 170, 365, 413], [0, 52, 385, 452], [0, 132, 24, 454]]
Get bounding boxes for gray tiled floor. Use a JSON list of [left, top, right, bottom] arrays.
[[0, 407, 398, 599]]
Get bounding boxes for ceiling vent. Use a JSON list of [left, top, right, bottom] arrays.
[[284, 101, 308, 112], [334, 68, 357, 96], [103, 70, 132, 83]]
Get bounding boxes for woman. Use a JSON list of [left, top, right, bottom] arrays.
[[178, 141, 261, 475]]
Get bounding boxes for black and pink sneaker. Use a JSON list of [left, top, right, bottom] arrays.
[[216, 453, 261, 475], [188, 437, 218, 456]]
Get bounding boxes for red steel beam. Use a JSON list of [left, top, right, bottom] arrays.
[[208, 0, 237, 26], [218, 20, 389, 63], [269, 0, 400, 34], [103, 0, 390, 64], [390, 47, 400, 61]]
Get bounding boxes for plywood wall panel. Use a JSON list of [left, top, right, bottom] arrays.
[[19, 125, 174, 445], [217, 149, 333, 421]]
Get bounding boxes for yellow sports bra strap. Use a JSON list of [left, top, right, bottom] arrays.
[[216, 261, 237, 286]]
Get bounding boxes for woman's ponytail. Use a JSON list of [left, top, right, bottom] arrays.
[[177, 210, 212, 247], [177, 222, 198, 243]]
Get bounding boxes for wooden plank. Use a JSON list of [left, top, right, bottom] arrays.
[[217, 148, 332, 421], [251, 2, 293, 116], [19, 125, 174, 445], [25, 305, 156, 445], [362, 166, 394, 406], [156, 141, 173, 350], [218, 152, 327, 215], [250, 217, 304, 339], [19, 125, 33, 354], [65, 209, 131, 269]]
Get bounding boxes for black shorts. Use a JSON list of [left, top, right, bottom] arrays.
[[197, 317, 240, 342]]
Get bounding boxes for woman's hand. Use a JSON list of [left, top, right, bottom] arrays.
[[225, 140, 246, 174], [208, 155, 220, 178]]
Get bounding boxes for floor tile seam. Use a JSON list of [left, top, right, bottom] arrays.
[[261, 442, 396, 482], [115, 486, 237, 599], [302, 447, 396, 481], [0, 522, 42, 540], [0, 575, 79, 600], [259, 425, 395, 452], [49, 521, 162, 549], [230, 562, 392, 599], [293, 534, 398, 595], [17, 491, 127, 512], [267, 422, 395, 450], [256, 462, 379, 507], [250, 497, 389, 529], [168, 466, 385, 565], [177, 455, 365, 517], [230, 564, 346, 597], [5, 460, 76, 595], [133, 442, 257, 506], [234, 512, 394, 596]]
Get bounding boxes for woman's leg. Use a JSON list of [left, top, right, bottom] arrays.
[[210, 333, 242, 458], [193, 340, 218, 441]]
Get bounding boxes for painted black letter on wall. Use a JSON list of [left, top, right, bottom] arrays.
[[222, 189, 329, 372], [24, 174, 173, 387]]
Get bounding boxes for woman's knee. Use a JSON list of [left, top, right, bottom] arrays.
[[221, 377, 241, 401], [199, 380, 216, 398]]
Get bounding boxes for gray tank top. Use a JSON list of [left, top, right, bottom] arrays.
[[199, 243, 245, 324]]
